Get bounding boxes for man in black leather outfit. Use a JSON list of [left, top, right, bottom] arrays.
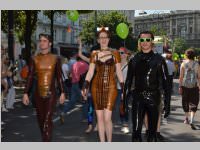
[[124, 31, 170, 142]]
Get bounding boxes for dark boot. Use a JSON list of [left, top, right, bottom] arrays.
[[156, 132, 165, 142], [132, 132, 142, 142], [147, 131, 157, 142]]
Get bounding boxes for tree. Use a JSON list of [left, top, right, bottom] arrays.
[[173, 37, 187, 54], [24, 11, 39, 63], [150, 25, 167, 36], [1, 10, 39, 63], [79, 11, 137, 51], [43, 10, 94, 53]]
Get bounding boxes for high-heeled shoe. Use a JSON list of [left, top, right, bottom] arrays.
[[93, 124, 98, 132], [85, 125, 93, 133]]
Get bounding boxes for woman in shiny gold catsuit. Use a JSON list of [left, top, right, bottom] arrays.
[[82, 27, 124, 142], [22, 34, 65, 142]]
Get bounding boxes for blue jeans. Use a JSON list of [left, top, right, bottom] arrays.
[[87, 93, 94, 125], [63, 83, 81, 113], [62, 83, 87, 120]]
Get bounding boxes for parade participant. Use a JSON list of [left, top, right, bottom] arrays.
[[22, 33, 65, 142], [179, 48, 200, 130], [115, 47, 130, 134], [77, 38, 97, 133], [124, 31, 170, 142], [82, 27, 124, 142]]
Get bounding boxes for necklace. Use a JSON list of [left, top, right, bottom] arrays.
[[100, 47, 109, 51]]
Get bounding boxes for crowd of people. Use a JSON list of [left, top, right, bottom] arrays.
[[1, 27, 200, 142]]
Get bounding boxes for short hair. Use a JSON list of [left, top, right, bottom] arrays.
[[138, 31, 154, 40], [185, 48, 195, 60], [39, 33, 52, 43], [96, 27, 111, 38], [166, 53, 173, 60]]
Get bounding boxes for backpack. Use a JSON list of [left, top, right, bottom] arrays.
[[182, 62, 197, 88]]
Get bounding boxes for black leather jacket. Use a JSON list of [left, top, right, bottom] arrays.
[[124, 50, 169, 103]]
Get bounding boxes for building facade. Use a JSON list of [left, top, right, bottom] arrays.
[[35, 11, 81, 57], [134, 10, 200, 48]]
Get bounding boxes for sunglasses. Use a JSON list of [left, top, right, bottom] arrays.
[[97, 27, 109, 32], [119, 51, 125, 55], [139, 38, 152, 42]]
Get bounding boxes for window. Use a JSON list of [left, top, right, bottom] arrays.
[[189, 18, 193, 25], [172, 28, 176, 35], [172, 19, 176, 25], [62, 29, 66, 42], [189, 27, 193, 33], [54, 29, 57, 41]]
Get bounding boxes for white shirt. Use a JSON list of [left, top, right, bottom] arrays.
[[117, 63, 128, 89], [62, 63, 69, 80], [166, 60, 175, 76]]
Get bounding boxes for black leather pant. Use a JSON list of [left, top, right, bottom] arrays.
[[131, 90, 160, 142], [35, 91, 56, 142]]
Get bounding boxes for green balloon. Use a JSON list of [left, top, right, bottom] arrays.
[[67, 10, 79, 22], [173, 53, 179, 60], [116, 23, 129, 39]]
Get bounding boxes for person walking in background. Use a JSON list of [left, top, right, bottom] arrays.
[[61, 58, 70, 99], [114, 47, 130, 134], [179, 48, 200, 130], [82, 27, 124, 142], [22, 33, 65, 142], [59, 54, 89, 123], [164, 52, 175, 115], [124, 31, 170, 142]]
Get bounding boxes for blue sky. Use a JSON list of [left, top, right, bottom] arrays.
[[135, 10, 171, 16]]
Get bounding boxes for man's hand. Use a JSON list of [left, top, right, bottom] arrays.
[[59, 93, 65, 104], [22, 94, 29, 105]]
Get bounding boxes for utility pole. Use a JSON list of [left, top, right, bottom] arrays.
[[50, 10, 54, 53], [94, 10, 97, 45]]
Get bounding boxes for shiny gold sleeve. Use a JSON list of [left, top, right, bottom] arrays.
[[90, 51, 97, 64], [113, 50, 121, 64]]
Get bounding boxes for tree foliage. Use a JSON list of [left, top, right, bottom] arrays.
[[150, 25, 167, 36], [173, 37, 187, 54], [1, 10, 39, 45], [80, 11, 137, 51]]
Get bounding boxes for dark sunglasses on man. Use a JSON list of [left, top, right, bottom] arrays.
[[139, 38, 152, 43]]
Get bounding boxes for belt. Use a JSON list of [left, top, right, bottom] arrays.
[[140, 91, 154, 97]]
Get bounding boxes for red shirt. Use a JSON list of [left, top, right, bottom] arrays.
[[71, 60, 89, 83]]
